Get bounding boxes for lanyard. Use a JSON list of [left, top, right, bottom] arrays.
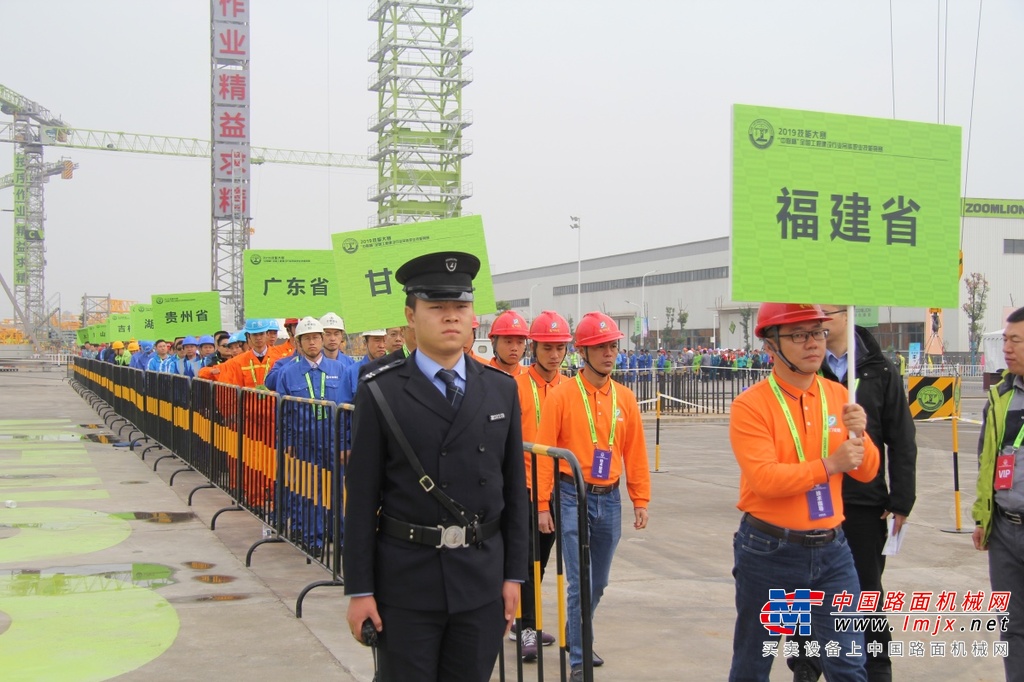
[[304, 367, 326, 400], [1001, 397, 1024, 449], [768, 375, 828, 463], [575, 374, 617, 447], [304, 367, 327, 419]]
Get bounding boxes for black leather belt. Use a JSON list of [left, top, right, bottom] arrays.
[[560, 472, 619, 496], [379, 514, 500, 549], [997, 506, 1024, 525], [743, 513, 839, 547]]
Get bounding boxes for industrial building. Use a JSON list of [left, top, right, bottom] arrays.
[[492, 199, 1024, 357]]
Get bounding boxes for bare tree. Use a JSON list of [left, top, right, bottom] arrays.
[[962, 272, 990, 366]]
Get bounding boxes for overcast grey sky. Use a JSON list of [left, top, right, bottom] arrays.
[[1, 0, 1020, 320]]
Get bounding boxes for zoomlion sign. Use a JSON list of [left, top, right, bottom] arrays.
[[961, 198, 1024, 218], [907, 376, 961, 420]]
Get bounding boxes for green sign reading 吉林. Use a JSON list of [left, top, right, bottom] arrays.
[[130, 304, 154, 340], [106, 313, 132, 341], [150, 292, 222, 341], [961, 198, 1024, 218], [243, 249, 339, 318], [330, 216, 496, 332], [732, 104, 961, 308]]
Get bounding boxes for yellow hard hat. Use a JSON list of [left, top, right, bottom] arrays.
[[111, 341, 125, 350]]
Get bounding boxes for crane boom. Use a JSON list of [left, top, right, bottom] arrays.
[[0, 122, 372, 169], [0, 159, 76, 191]]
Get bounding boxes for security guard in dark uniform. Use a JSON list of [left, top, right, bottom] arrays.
[[344, 251, 529, 682]]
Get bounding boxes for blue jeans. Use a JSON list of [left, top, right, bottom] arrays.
[[729, 517, 867, 682], [559, 479, 622, 669]]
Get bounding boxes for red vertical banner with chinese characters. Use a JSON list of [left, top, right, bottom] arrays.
[[211, 0, 251, 327]]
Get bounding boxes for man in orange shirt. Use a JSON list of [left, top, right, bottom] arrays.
[[511, 310, 572, 660], [536, 311, 650, 682], [729, 303, 879, 682], [490, 310, 529, 376]]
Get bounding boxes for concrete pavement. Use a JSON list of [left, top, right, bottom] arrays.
[[0, 367, 1008, 681]]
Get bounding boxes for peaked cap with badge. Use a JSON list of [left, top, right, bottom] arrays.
[[396, 251, 480, 302]]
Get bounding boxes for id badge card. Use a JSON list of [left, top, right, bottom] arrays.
[[592, 449, 612, 480], [807, 483, 835, 520], [995, 447, 1016, 491]]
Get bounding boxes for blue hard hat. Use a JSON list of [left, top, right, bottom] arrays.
[[230, 331, 246, 344], [265, 319, 280, 331], [182, 336, 199, 346], [140, 341, 154, 351], [198, 335, 216, 345], [244, 319, 272, 334]]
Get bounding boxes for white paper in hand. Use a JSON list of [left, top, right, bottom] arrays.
[[881, 516, 906, 556]]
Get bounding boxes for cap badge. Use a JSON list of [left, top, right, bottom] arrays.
[[445, 258, 458, 272]]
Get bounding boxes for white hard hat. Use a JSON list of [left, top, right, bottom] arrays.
[[294, 316, 324, 338], [362, 328, 387, 337], [319, 312, 345, 331]]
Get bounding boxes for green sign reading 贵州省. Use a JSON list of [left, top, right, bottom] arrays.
[[961, 198, 1024, 218], [732, 104, 961, 308], [130, 304, 154, 340], [331, 216, 496, 332], [106, 313, 132, 341], [150, 292, 222, 341], [243, 250, 338, 318]]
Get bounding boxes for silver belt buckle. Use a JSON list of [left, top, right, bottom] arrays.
[[437, 525, 468, 549]]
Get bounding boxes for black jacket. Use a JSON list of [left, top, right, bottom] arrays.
[[819, 326, 917, 516], [343, 352, 528, 613]]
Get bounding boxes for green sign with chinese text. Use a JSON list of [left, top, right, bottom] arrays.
[[961, 198, 1024, 218], [732, 104, 961, 307], [243, 250, 338, 318], [106, 313, 132, 341], [331, 216, 496, 332], [150, 292, 222, 341], [130, 304, 155, 339]]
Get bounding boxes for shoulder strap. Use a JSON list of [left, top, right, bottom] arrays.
[[366, 380, 475, 526]]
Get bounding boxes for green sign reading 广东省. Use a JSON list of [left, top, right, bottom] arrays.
[[150, 292, 222, 341], [731, 104, 961, 308], [243, 250, 338, 318], [331, 216, 496, 332]]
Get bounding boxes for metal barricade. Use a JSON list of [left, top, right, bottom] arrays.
[[237, 386, 278, 523]]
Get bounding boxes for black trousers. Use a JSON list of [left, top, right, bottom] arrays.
[[520, 505, 557, 630], [789, 504, 892, 681], [377, 599, 505, 682]]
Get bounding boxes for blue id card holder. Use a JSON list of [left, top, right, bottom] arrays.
[[806, 483, 834, 520], [592, 449, 612, 480]]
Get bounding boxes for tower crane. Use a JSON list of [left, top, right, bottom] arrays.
[[0, 84, 373, 346]]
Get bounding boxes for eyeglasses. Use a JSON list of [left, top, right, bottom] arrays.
[[777, 329, 829, 344], [820, 309, 847, 316]]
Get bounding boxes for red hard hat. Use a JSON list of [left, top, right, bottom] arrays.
[[754, 303, 832, 339], [284, 318, 299, 326], [489, 310, 529, 339], [574, 311, 625, 347], [472, 316, 480, 329], [529, 311, 573, 343]]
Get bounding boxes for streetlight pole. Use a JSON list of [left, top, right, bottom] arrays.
[[529, 283, 541, 320], [570, 216, 581, 325], [625, 300, 641, 350], [640, 269, 658, 348]]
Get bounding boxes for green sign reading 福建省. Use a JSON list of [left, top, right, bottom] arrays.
[[331, 216, 496, 332], [243, 250, 339, 318], [732, 104, 961, 308], [150, 292, 221, 341]]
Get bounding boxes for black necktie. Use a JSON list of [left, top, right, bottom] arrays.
[[436, 369, 464, 411]]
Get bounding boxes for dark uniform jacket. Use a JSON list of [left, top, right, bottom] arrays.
[[819, 325, 917, 516], [343, 352, 529, 614]]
